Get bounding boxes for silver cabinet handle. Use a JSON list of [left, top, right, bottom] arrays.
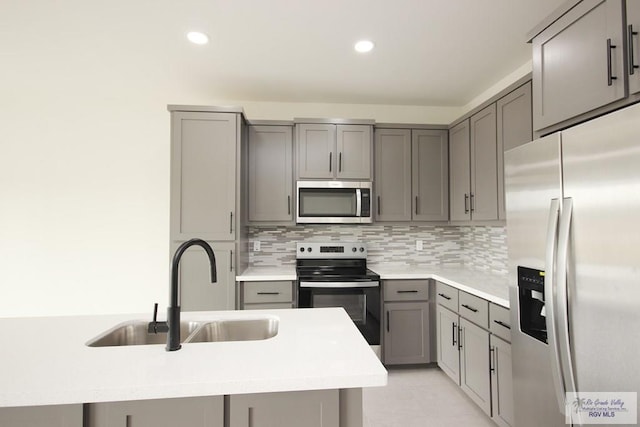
[[458, 326, 463, 350], [629, 25, 639, 75], [438, 292, 452, 300], [452, 322, 457, 347], [607, 38, 618, 86], [493, 320, 511, 330], [490, 347, 496, 374], [461, 304, 478, 313], [464, 194, 469, 214]]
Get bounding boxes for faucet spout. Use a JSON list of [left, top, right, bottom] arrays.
[[167, 238, 217, 351]]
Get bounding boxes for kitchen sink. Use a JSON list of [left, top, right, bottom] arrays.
[[86, 317, 279, 347], [86, 320, 204, 347], [187, 318, 279, 343]]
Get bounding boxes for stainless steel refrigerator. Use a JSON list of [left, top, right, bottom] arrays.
[[505, 103, 640, 426]]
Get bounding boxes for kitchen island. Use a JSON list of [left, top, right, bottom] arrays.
[[0, 307, 386, 426]]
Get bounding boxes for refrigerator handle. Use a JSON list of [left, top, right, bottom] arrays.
[[544, 198, 567, 414], [557, 198, 578, 406]]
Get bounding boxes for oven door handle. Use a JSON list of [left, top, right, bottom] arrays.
[[299, 281, 379, 288]]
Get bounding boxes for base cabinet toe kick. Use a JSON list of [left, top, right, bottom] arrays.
[[0, 389, 363, 427]]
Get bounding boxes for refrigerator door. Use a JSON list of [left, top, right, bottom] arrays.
[[505, 134, 565, 427], [561, 103, 640, 409]]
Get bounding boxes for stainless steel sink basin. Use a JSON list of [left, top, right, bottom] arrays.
[[86, 320, 204, 347], [87, 317, 279, 347], [186, 318, 279, 343]]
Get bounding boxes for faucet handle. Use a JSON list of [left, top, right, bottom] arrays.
[[148, 303, 169, 334]]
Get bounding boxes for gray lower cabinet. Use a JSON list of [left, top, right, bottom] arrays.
[[248, 125, 293, 223], [171, 240, 235, 311], [228, 390, 339, 427], [629, 0, 640, 95], [496, 82, 532, 220], [86, 396, 224, 427], [240, 280, 295, 310], [459, 318, 491, 416], [412, 130, 449, 221], [449, 120, 471, 221], [296, 123, 372, 180], [490, 335, 514, 427], [532, 0, 626, 131], [170, 111, 238, 241], [382, 280, 431, 365], [436, 304, 460, 382], [0, 404, 82, 427], [374, 128, 412, 221]]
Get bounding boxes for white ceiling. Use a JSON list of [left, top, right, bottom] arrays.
[[2, 0, 566, 107]]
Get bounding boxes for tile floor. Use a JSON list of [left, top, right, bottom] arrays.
[[363, 365, 496, 427]]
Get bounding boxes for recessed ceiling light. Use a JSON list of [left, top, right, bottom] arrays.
[[187, 31, 209, 45], [354, 40, 375, 53]]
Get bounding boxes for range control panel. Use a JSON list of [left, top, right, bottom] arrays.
[[296, 242, 367, 259]]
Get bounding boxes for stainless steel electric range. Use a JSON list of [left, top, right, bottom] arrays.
[[296, 242, 381, 348]]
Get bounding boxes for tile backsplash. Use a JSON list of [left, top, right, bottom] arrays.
[[248, 224, 507, 275]]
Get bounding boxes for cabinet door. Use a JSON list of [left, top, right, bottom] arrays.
[[170, 112, 237, 241], [374, 128, 411, 221], [0, 405, 82, 427], [449, 120, 471, 221], [436, 305, 460, 383], [297, 124, 336, 179], [497, 82, 532, 220], [336, 125, 372, 180], [491, 335, 515, 427], [172, 241, 235, 311], [629, 0, 640, 95], [412, 130, 449, 221], [459, 318, 491, 416], [228, 390, 339, 427], [384, 302, 430, 365], [532, 0, 625, 131], [87, 396, 223, 427], [248, 125, 293, 222], [470, 104, 498, 221]]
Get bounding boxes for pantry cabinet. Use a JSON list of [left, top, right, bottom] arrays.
[[171, 240, 235, 311], [228, 390, 339, 427], [170, 111, 238, 241], [0, 404, 82, 427], [297, 123, 372, 180], [382, 280, 431, 365], [86, 397, 224, 427], [248, 125, 293, 223], [532, 0, 626, 131]]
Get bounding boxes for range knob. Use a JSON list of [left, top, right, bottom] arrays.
[[300, 247, 305, 252], [359, 247, 365, 252], [307, 247, 312, 252], [352, 247, 357, 252]]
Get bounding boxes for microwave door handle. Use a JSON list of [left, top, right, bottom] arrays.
[[356, 188, 362, 217]]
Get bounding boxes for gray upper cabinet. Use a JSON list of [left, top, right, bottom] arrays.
[[248, 125, 293, 222], [497, 82, 532, 220], [629, 0, 640, 95], [374, 129, 412, 221], [532, 0, 625, 131], [470, 104, 498, 221], [449, 120, 471, 221], [297, 123, 372, 180], [412, 130, 449, 221], [170, 111, 238, 241]]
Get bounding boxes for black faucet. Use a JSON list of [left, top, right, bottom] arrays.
[[163, 238, 217, 351]]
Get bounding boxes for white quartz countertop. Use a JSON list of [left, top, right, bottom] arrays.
[[369, 266, 509, 308], [236, 266, 297, 282], [0, 308, 386, 408]]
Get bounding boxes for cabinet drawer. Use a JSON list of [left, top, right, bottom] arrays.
[[383, 280, 429, 301], [489, 303, 511, 342], [436, 282, 459, 312], [243, 281, 293, 304], [459, 291, 489, 329], [244, 302, 294, 310]]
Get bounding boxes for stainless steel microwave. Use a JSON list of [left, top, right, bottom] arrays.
[[296, 181, 372, 224]]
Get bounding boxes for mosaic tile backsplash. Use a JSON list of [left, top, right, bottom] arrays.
[[248, 224, 507, 275]]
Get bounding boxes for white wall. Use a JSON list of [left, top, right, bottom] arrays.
[[0, 3, 526, 318]]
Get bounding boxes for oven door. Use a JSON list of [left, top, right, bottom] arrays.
[[298, 281, 380, 345]]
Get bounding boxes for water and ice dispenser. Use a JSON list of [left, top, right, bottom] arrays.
[[518, 266, 547, 343]]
